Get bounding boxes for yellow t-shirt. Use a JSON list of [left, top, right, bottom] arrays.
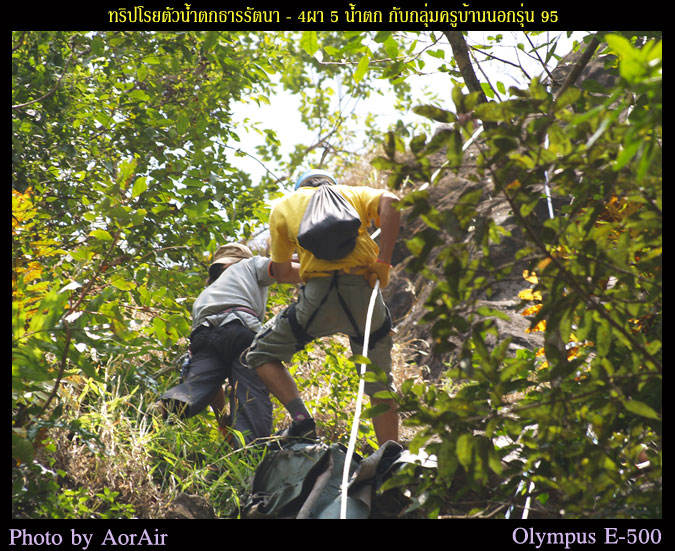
[[269, 185, 383, 281]]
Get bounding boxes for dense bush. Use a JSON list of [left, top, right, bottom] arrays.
[[377, 34, 661, 518]]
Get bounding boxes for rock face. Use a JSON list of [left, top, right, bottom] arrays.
[[381, 139, 547, 380], [162, 493, 217, 519], [381, 40, 619, 381]]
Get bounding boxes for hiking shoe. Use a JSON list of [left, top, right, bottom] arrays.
[[287, 417, 317, 440], [271, 418, 317, 448]]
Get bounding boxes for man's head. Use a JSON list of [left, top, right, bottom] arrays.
[[208, 242, 253, 283], [294, 169, 338, 190]]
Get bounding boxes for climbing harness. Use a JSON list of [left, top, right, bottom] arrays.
[[286, 271, 391, 352], [219, 305, 261, 321], [340, 278, 381, 519]]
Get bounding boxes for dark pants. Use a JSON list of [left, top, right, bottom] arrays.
[[161, 321, 273, 445]]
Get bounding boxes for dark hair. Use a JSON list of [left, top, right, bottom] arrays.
[[207, 263, 226, 286], [300, 176, 333, 188]]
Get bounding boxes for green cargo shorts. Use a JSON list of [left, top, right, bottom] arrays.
[[246, 274, 395, 396]]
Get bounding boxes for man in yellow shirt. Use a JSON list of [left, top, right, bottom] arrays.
[[247, 170, 401, 447]]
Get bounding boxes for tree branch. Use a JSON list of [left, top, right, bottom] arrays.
[[524, 33, 557, 84], [468, 43, 531, 81], [553, 34, 601, 101], [38, 319, 71, 420], [443, 31, 488, 104]]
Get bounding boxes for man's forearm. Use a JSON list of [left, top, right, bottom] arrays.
[[270, 260, 302, 284], [377, 193, 400, 265]]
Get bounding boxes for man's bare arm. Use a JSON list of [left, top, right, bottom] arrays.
[[269, 260, 302, 284], [377, 191, 401, 265]]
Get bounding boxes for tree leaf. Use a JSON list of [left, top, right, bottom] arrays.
[[595, 318, 611, 357], [438, 438, 459, 484], [89, 229, 113, 241], [621, 399, 660, 420], [476, 306, 511, 321], [353, 55, 370, 83], [300, 31, 319, 56], [445, 129, 463, 170], [110, 274, 136, 291], [362, 403, 391, 419], [203, 31, 218, 52], [554, 87, 581, 111], [412, 104, 457, 124], [131, 177, 147, 198], [456, 433, 474, 470], [12, 433, 34, 465]]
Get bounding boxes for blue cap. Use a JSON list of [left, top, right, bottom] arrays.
[[294, 169, 338, 190]]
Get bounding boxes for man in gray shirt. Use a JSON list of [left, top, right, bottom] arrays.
[[159, 242, 300, 446]]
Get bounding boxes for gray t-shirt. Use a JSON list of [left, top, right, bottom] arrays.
[[191, 256, 275, 332]]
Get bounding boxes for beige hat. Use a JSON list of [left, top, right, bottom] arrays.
[[210, 243, 253, 269]]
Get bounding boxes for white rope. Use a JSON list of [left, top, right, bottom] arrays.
[[463, 124, 484, 151], [543, 134, 555, 220], [340, 279, 380, 519], [505, 459, 541, 519]]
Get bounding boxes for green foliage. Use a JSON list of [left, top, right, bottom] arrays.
[[12, 355, 266, 519], [383, 33, 661, 518], [11, 30, 277, 470], [38, 487, 137, 520], [146, 415, 267, 517], [11, 32, 295, 519], [14, 458, 135, 520]]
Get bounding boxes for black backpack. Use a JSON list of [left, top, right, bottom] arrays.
[[297, 185, 362, 260]]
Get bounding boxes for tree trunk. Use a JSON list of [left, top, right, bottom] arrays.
[[444, 31, 488, 105]]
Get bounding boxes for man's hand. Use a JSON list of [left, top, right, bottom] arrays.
[[365, 259, 391, 288]]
